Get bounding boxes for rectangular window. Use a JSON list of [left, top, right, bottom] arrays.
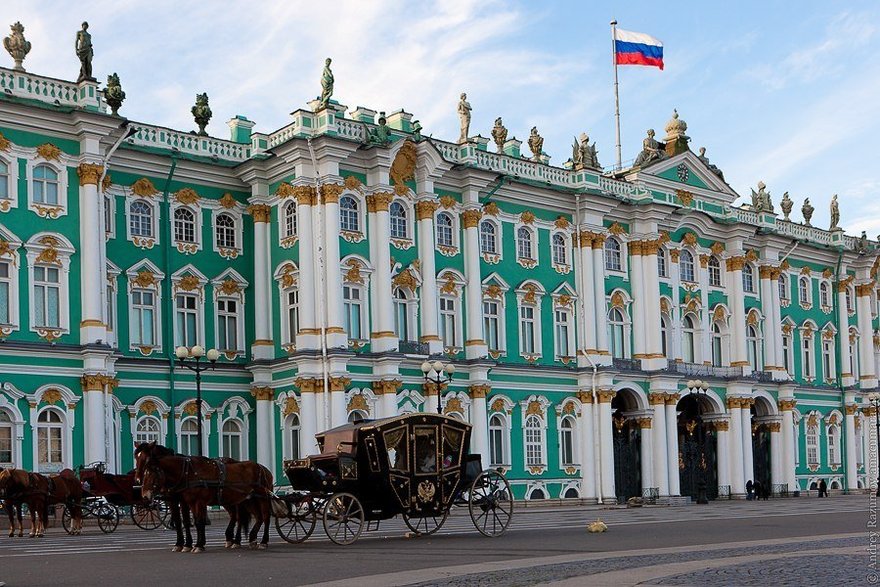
[[175, 293, 199, 347], [0, 261, 10, 325], [782, 336, 792, 375], [440, 297, 456, 347], [223, 432, 241, 461], [286, 290, 299, 344], [0, 425, 12, 464], [806, 428, 818, 464], [555, 308, 570, 357], [343, 286, 362, 340], [525, 423, 543, 466], [483, 300, 500, 351], [520, 306, 535, 354], [106, 283, 115, 333], [130, 289, 156, 346], [38, 426, 62, 465], [802, 338, 813, 378], [33, 265, 60, 328], [489, 426, 504, 466], [217, 298, 238, 351], [822, 340, 834, 379]]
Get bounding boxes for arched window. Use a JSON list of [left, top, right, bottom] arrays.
[[799, 277, 810, 304], [436, 212, 454, 247], [608, 307, 627, 359], [742, 264, 755, 293], [283, 201, 297, 238], [488, 414, 506, 466], [222, 419, 243, 461], [680, 250, 695, 283], [660, 314, 669, 357], [340, 195, 360, 232], [682, 315, 696, 363], [37, 409, 64, 470], [393, 288, 409, 341], [828, 424, 840, 465], [746, 324, 761, 370], [517, 227, 534, 260], [563, 487, 579, 499], [479, 221, 497, 254], [529, 488, 546, 500], [134, 416, 161, 445], [348, 410, 367, 423], [215, 213, 236, 249], [173, 208, 196, 243], [712, 322, 724, 367], [180, 418, 199, 456], [657, 248, 667, 278], [806, 421, 819, 465], [819, 282, 830, 307], [560, 416, 576, 466], [389, 201, 407, 239], [0, 160, 8, 201], [32, 165, 59, 205], [286, 413, 300, 459], [778, 273, 789, 301], [0, 409, 14, 466], [129, 200, 153, 238], [708, 256, 722, 287], [552, 233, 567, 265], [524, 414, 544, 466], [604, 238, 622, 271]]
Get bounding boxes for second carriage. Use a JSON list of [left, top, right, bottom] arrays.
[[274, 413, 513, 545]]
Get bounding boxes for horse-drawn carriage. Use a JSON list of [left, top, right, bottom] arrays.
[[274, 413, 513, 545], [74, 463, 169, 533]]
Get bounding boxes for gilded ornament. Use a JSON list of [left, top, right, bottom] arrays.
[[676, 189, 694, 206], [415, 200, 440, 220], [444, 397, 464, 415], [845, 404, 858, 416], [293, 185, 317, 205], [483, 202, 500, 216], [247, 204, 272, 223], [439, 272, 458, 295], [608, 222, 626, 236], [389, 140, 418, 187], [682, 232, 697, 246], [781, 323, 793, 335], [275, 183, 296, 199], [439, 195, 457, 209], [520, 211, 535, 225], [102, 173, 112, 193], [557, 294, 572, 307], [660, 298, 670, 313], [490, 398, 506, 413], [76, 162, 104, 186], [669, 249, 680, 262], [745, 249, 758, 262], [598, 390, 616, 403], [417, 480, 436, 503], [250, 386, 274, 401], [0, 239, 11, 259], [177, 274, 200, 291], [282, 396, 300, 415], [522, 283, 538, 304], [461, 208, 482, 228], [392, 268, 418, 291], [699, 254, 710, 268], [485, 284, 503, 299], [219, 193, 237, 209], [747, 311, 759, 326], [219, 278, 241, 296], [347, 393, 368, 413], [0, 131, 10, 152], [183, 402, 198, 416], [344, 259, 364, 284], [469, 384, 490, 399], [365, 192, 392, 212], [800, 266, 812, 276], [131, 178, 159, 198], [710, 242, 724, 255], [725, 256, 745, 271], [525, 400, 544, 416], [133, 270, 157, 288], [174, 188, 200, 206], [610, 291, 624, 308], [822, 268, 833, 279], [36, 143, 61, 161], [35, 246, 60, 266], [140, 400, 157, 415], [320, 183, 344, 204], [42, 388, 62, 405], [713, 305, 726, 321], [343, 175, 363, 191]]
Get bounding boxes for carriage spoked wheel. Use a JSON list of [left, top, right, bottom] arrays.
[[131, 499, 168, 531], [322, 492, 364, 545], [468, 470, 513, 537], [402, 509, 448, 536], [275, 498, 318, 544], [61, 505, 76, 535], [95, 502, 120, 534]]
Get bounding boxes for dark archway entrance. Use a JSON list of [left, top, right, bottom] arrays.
[[750, 397, 775, 496], [612, 390, 642, 502], [677, 394, 718, 500]]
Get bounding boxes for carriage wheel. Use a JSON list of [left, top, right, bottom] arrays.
[[402, 510, 448, 536], [468, 470, 513, 537], [322, 493, 364, 545], [131, 500, 167, 531], [96, 503, 120, 534], [275, 499, 317, 544], [61, 505, 74, 535]]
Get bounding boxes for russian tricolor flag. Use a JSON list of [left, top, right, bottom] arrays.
[[614, 28, 664, 70]]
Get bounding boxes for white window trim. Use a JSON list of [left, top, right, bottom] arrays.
[[171, 201, 203, 253], [604, 236, 627, 274], [520, 396, 550, 470], [105, 262, 120, 348], [798, 276, 812, 307], [126, 262, 164, 353], [392, 285, 419, 342], [212, 207, 244, 259], [826, 423, 841, 466], [479, 217, 502, 262], [438, 271, 465, 351], [176, 413, 211, 456], [125, 195, 160, 249], [515, 283, 545, 359], [218, 409, 250, 461], [806, 422, 819, 465], [515, 223, 538, 268], [552, 297, 576, 361], [339, 193, 365, 237], [0, 389, 26, 469], [800, 325, 817, 381], [708, 255, 724, 289], [103, 189, 117, 240], [556, 411, 579, 468], [434, 209, 460, 253], [279, 199, 298, 248], [487, 411, 511, 467], [26, 158, 68, 218], [820, 332, 836, 382], [171, 268, 207, 348], [0, 151, 20, 212], [742, 263, 758, 296], [389, 197, 414, 243], [482, 285, 508, 355], [0, 238, 22, 333], [25, 234, 73, 337], [818, 279, 832, 309], [679, 248, 698, 284], [275, 262, 299, 349], [212, 271, 248, 356], [550, 229, 571, 272], [282, 409, 302, 461]]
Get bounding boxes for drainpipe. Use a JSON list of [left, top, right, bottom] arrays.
[[162, 150, 180, 448], [833, 249, 844, 389], [307, 138, 331, 431]]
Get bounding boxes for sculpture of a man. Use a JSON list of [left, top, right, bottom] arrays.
[[829, 194, 840, 229], [75, 21, 94, 82], [491, 117, 507, 153], [528, 126, 544, 162], [318, 58, 334, 110], [633, 129, 665, 167], [367, 111, 391, 145], [697, 146, 724, 179], [457, 93, 471, 144], [802, 198, 814, 226]]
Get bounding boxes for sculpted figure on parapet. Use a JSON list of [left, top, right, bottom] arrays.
[[458, 92, 471, 144], [528, 126, 544, 162], [318, 57, 334, 110], [633, 129, 666, 167], [750, 181, 773, 214], [572, 132, 600, 170], [75, 21, 94, 82], [829, 194, 840, 230]]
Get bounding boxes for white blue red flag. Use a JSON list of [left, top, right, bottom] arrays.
[[614, 29, 664, 70]]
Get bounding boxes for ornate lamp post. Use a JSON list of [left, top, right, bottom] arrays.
[[869, 392, 880, 497], [420, 360, 456, 414], [175, 345, 220, 456], [687, 379, 710, 504]]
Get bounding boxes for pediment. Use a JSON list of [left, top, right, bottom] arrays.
[[626, 150, 739, 205]]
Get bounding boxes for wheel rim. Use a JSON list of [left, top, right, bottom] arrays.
[[61, 506, 72, 534], [131, 501, 163, 530], [98, 504, 119, 533], [323, 493, 364, 545], [469, 471, 513, 537], [275, 500, 317, 544], [402, 510, 448, 536]]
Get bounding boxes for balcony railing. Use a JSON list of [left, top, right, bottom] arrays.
[[666, 361, 744, 378], [398, 340, 429, 355], [612, 357, 642, 371]]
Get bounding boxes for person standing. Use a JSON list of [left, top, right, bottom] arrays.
[[818, 479, 828, 498], [745, 479, 754, 500]]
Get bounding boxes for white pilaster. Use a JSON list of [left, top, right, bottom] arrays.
[[727, 398, 745, 495], [698, 254, 712, 364], [837, 287, 854, 387], [715, 420, 731, 496], [298, 384, 319, 455], [462, 207, 486, 359], [857, 284, 877, 388], [469, 385, 490, 469], [322, 185, 347, 349], [578, 392, 597, 501], [741, 399, 755, 485], [598, 391, 616, 499], [251, 387, 274, 471], [845, 405, 859, 491], [577, 234, 597, 364], [250, 203, 274, 359], [770, 421, 782, 491], [639, 417, 654, 494], [77, 164, 107, 344], [366, 192, 397, 352], [84, 389, 105, 465], [416, 198, 443, 354], [728, 257, 748, 369], [759, 268, 777, 372], [649, 393, 669, 496], [592, 238, 610, 363], [295, 187, 318, 349], [669, 251, 683, 361], [630, 243, 646, 360], [665, 393, 681, 496], [642, 244, 664, 369]]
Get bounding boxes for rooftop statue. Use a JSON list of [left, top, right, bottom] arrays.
[[780, 191, 793, 221], [697, 147, 724, 180], [750, 181, 773, 214], [75, 21, 94, 82], [859, 231, 869, 253], [191, 93, 212, 136], [104, 73, 125, 116], [3, 21, 31, 72], [411, 119, 422, 142], [528, 126, 544, 162], [830, 194, 840, 230], [633, 129, 666, 167], [572, 132, 600, 170], [318, 58, 334, 111], [457, 93, 471, 144], [367, 111, 391, 145], [802, 198, 814, 226], [491, 117, 507, 153]]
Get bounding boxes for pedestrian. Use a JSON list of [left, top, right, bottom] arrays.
[[753, 480, 762, 501], [762, 483, 770, 500], [818, 479, 828, 498], [746, 479, 754, 500]]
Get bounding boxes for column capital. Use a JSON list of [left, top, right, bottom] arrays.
[[247, 204, 272, 223], [767, 422, 782, 432], [648, 392, 666, 406], [576, 390, 594, 404], [629, 240, 643, 256], [669, 248, 680, 262], [777, 398, 797, 411], [713, 419, 730, 432], [637, 416, 652, 429], [250, 386, 275, 401], [461, 208, 483, 229], [468, 383, 491, 399], [845, 404, 859, 416], [758, 265, 774, 279], [423, 381, 447, 396], [856, 282, 876, 297], [295, 377, 320, 393], [591, 234, 607, 249], [372, 379, 402, 395], [366, 191, 393, 212], [727, 396, 743, 409], [664, 393, 681, 405], [726, 256, 746, 271], [293, 185, 318, 205], [320, 183, 344, 204], [597, 389, 616, 403], [77, 162, 104, 186], [329, 376, 352, 392], [415, 199, 440, 220]]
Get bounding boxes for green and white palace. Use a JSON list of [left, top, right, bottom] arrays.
[[0, 39, 876, 503]]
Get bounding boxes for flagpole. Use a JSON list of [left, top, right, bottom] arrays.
[[611, 19, 622, 170]]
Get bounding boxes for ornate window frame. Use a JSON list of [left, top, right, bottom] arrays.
[[437, 270, 465, 352], [170, 189, 203, 254], [482, 274, 509, 359], [0, 149, 20, 212], [126, 260, 164, 355], [520, 395, 550, 474], [551, 230, 571, 274], [211, 203, 244, 260], [389, 197, 414, 250], [515, 281, 545, 361], [26, 157, 68, 219], [479, 218, 502, 264], [800, 321, 817, 381], [552, 286, 577, 363], [217, 397, 251, 460], [275, 262, 299, 352], [212, 269, 248, 358], [798, 275, 812, 309], [25, 233, 73, 340], [277, 391, 302, 460], [171, 265, 207, 348], [0, 226, 22, 334], [126, 194, 160, 250], [279, 199, 298, 248], [434, 209, 459, 256]]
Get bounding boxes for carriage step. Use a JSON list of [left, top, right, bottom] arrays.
[[366, 520, 380, 532]]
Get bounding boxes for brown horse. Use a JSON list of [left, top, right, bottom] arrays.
[[0, 466, 25, 537], [0, 468, 82, 536], [135, 443, 273, 552]]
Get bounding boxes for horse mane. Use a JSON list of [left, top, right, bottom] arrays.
[[134, 442, 176, 458]]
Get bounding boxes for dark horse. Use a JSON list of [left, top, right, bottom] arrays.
[[0, 466, 24, 537], [0, 468, 83, 536], [134, 443, 273, 553]]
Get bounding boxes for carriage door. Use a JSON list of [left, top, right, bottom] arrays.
[[413, 426, 440, 511]]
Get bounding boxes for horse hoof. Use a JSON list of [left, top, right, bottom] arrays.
[[230, 543, 240, 550], [191, 547, 203, 554], [181, 546, 192, 553], [249, 541, 258, 550], [224, 541, 232, 549], [172, 546, 183, 552], [258, 543, 268, 550]]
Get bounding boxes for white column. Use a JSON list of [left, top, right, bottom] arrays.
[[715, 420, 732, 495], [857, 284, 877, 388], [252, 388, 273, 470], [295, 188, 318, 349], [727, 398, 745, 495], [630, 242, 646, 360], [77, 164, 107, 344], [83, 384, 105, 465], [470, 385, 490, 469], [759, 268, 776, 371], [837, 287, 854, 386], [416, 199, 443, 354], [779, 397, 797, 492], [728, 258, 748, 369], [669, 251, 683, 361], [598, 391, 615, 499], [322, 185, 347, 349], [665, 394, 681, 496], [649, 393, 669, 496], [639, 417, 654, 494], [592, 237, 609, 361], [642, 243, 663, 365], [770, 421, 782, 491], [462, 208, 486, 359], [378, 382, 399, 419], [577, 234, 597, 359], [771, 267, 786, 375], [251, 205, 274, 359], [741, 399, 755, 485], [329, 377, 347, 428], [698, 255, 712, 363], [845, 405, 859, 491], [578, 391, 597, 500], [298, 380, 319, 455], [862, 414, 872, 491], [366, 192, 397, 352]]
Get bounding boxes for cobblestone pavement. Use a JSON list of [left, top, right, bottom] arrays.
[[407, 536, 864, 587]]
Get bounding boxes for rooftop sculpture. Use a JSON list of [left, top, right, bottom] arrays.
[[572, 133, 600, 170], [191, 93, 212, 136], [75, 21, 94, 82], [457, 93, 471, 144], [3, 21, 30, 72], [528, 126, 544, 162], [491, 117, 507, 153], [318, 58, 334, 111]]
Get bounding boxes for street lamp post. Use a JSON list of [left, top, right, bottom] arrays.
[[175, 345, 220, 457], [420, 360, 456, 414], [869, 392, 880, 497], [688, 379, 710, 504]]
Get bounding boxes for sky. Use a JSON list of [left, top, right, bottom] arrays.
[[5, 0, 880, 236]]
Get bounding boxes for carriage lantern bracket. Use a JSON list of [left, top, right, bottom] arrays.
[[687, 379, 710, 505], [175, 345, 220, 456], [421, 360, 456, 414], [869, 392, 880, 497]]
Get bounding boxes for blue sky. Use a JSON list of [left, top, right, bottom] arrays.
[[6, 0, 880, 235]]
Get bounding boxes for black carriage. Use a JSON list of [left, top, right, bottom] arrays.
[[275, 413, 513, 545], [73, 463, 168, 533]]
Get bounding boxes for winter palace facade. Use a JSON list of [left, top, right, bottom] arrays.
[[0, 54, 876, 502]]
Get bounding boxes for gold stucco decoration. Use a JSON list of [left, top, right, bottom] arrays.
[[415, 200, 440, 220], [710, 241, 724, 255], [608, 222, 626, 236], [682, 232, 697, 246], [343, 175, 363, 192], [219, 193, 236, 209], [389, 140, 417, 187], [219, 278, 242, 296], [140, 400, 157, 415], [77, 162, 104, 186], [525, 400, 544, 416], [520, 211, 535, 225], [247, 204, 272, 223], [344, 259, 364, 284], [276, 183, 296, 198], [610, 291, 625, 308], [485, 284, 503, 299], [522, 283, 538, 304], [676, 189, 694, 206], [320, 183, 344, 204], [444, 397, 464, 415], [347, 393, 369, 413], [0, 131, 10, 152], [439, 195, 457, 209], [822, 268, 833, 279], [282, 396, 300, 415], [131, 178, 159, 198], [461, 208, 482, 228], [175, 188, 200, 206], [178, 275, 200, 291], [133, 270, 157, 288], [392, 268, 418, 291], [800, 266, 812, 276], [36, 143, 61, 161], [483, 202, 500, 216], [42, 388, 62, 405], [439, 272, 459, 295]]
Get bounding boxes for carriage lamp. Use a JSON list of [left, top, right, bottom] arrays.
[[687, 379, 710, 504], [421, 361, 456, 414], [869, 392, 880, 496], [174, 345, 220, 456]]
